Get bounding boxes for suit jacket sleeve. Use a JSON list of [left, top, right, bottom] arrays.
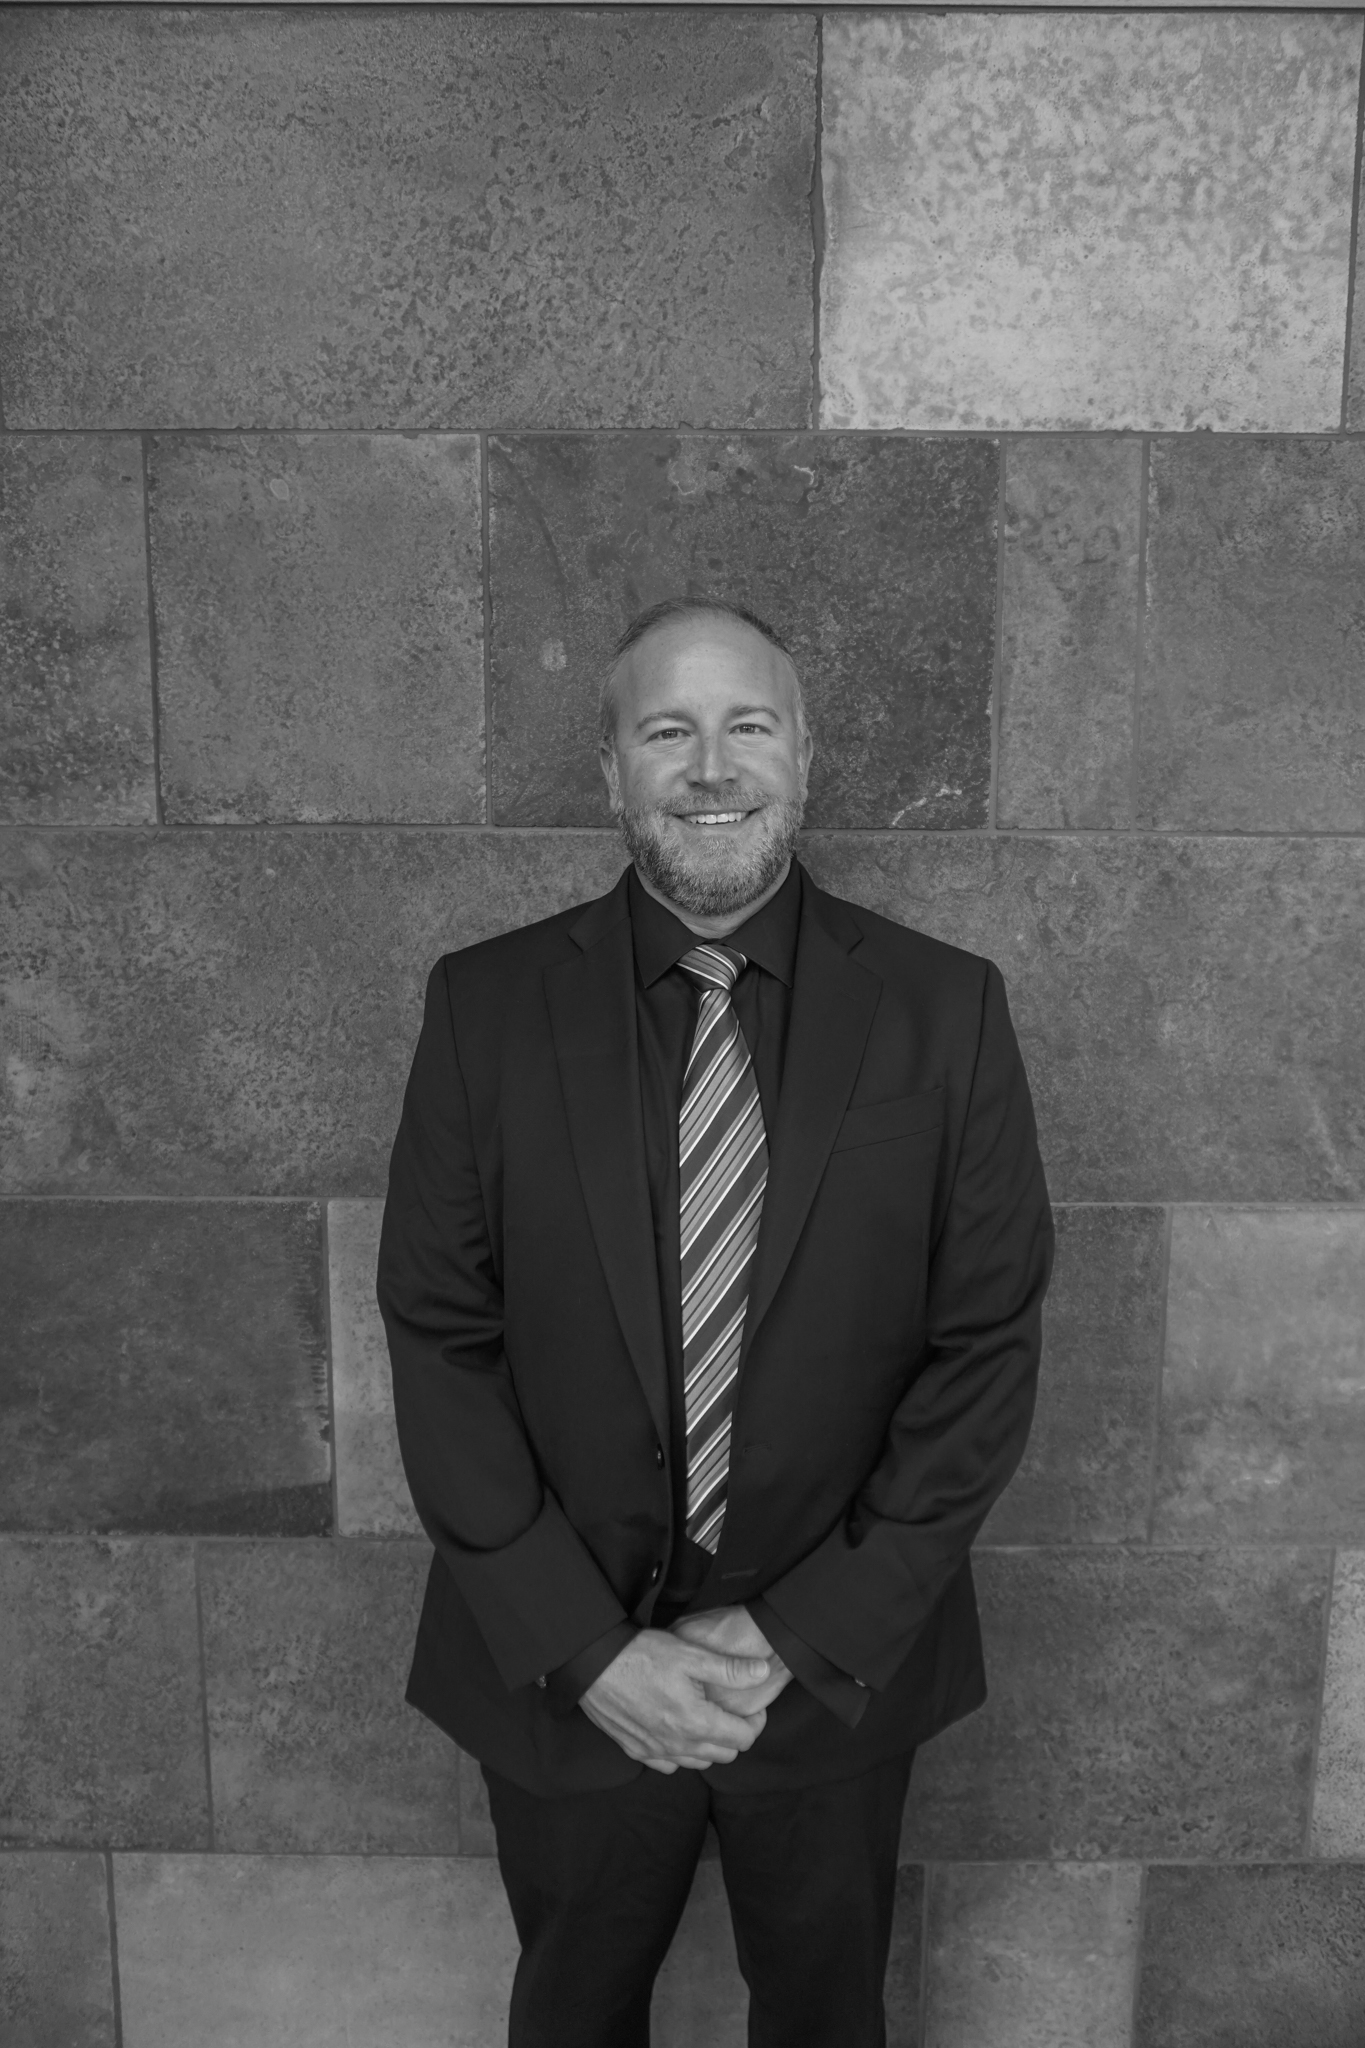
[[377, 960, 630, 1693], [760, 960, 1053, 1691]]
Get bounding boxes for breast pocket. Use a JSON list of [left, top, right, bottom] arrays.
[[829, 1088, 945, 1154]]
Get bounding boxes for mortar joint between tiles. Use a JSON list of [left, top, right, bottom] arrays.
[[192, 1541, 216, 1850], [809, 15, 825, 431], [1339, 29, 1365, 432], [320, 1200, 341, 1538], [917, 1859, 933, 2045], [1126, 1863, 1149, 2048], [104, 1848, 125, 2048], [987, 439, 1007, 834], [1302, 1546, 1338, 1857], [480, 432, 494, 827], [1131, 438, 1151, 835], [1143, 1205, 1173, 1547]]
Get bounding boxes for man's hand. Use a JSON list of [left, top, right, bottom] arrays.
[[671, 1606, 793, 1717], [580, 1629, 773, 1773]]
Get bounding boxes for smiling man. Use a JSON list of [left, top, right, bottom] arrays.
[[378, 598, 1053, 2048]]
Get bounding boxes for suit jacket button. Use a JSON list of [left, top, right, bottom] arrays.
[[649, 1561, 662, 1584], [655, 1445, 665, 1468]]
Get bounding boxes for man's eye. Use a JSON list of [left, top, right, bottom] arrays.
[[648, 727, 687, 742], [733, 723, 769, 735]]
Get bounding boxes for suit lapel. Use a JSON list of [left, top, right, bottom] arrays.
[[742, 879, 881, 1358], [544, 879, 671, 1451]]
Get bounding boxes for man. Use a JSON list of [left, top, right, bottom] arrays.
[[378, 598, 1053, 2047]]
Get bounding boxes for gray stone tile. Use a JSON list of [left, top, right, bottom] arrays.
[[1154, 1209, 1365, 1542], [0, 1539, 207, 1849], [821, 15, 1361, 430], [0, 11, 814, 430], [652, 1861, 748, 2048], [802, 834, 1365, 1204], [114, 1853, 519, 2047], [885, 1864, 926, 2048], [901, 1546, 1329, 1859], [1140, 440, 1365, 830], [923, 1863, 1141, 2048], [148, 434, 484, 824], [0, 828, 626, 1196], [0, 1200, 330, 1535], [1311, 1551, 1365, 1857], [1134, 1864, 1365, 2048], [997, 440, 1140, 829], [488, 434, 998, 828], [199, 1539, 460, 1853], [0, 1852, 115, 2048], [983, 1206, 1164, 1544], [329, 1198, 420, 1536], [0, 435, 155, 824]]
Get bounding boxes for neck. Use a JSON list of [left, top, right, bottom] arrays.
[[634, 859, 792, 941]]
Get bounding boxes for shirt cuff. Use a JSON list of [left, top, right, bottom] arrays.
[[748, 1596, 871, 1731], [542, 1622, 639, 1710]]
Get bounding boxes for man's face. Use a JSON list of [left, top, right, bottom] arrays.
[[600, 615, 814, 919]]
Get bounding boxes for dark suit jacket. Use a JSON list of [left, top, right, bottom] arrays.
[[377, 864, 1053, 1794]]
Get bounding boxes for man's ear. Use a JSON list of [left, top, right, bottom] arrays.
[[599, 739, 622, 813]]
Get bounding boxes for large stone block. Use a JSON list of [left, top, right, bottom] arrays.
[[1140, 440, 1365, 830], [0, 1539, 207, 1849], [148, 434, 484, 824], [488, 434, 998, 828], [1134, 1864, 1365, 2047], [198, 1539, 460, 1854], [997, 440, 1140, 829], [0, 10, 815, 430], [922, 1863, 1141, 2048], [901, 1546, 1328, 1859], [0, 828, 625, 1195], [0, 1852, 115, 2048], [803, 834, 1365, 1203], [1311, 1551, 1365, 1856], [329, 1198, 419, 1535], [0, 1200, 330, 1535], [982, 1206, 1164, 1544], [114, 1853, 519, 2047], [1154, 1209, 1365, 1542], [0, 435, 154, 823], [821, 14, 1361, 431]]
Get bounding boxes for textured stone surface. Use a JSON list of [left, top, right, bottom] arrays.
[[0, 1200, 330, 1534], [0, 828, 626, 1196], [1154, 1209, 1365, 1542], [982, 1206, 1164, 1544], [0, 10, 814, 429], [653, 1861, 748, 2048], [0, 1539, 207, 1848], [901, 1546, 1329, 1859], [0, 435, 154, 823], [1312, 1551, 1365, 1857], [997, 440, 1140, 829], [6, 830, 1361, 1204], [821, 15, 1361, 431], [1140, 439, 1365, 830], [329, 1198, 419, 1536], [148, 434, 484, 824], [489, 434, 999, 828], [0, 1852, 114, 2048], [923, 1863, 1141, 2048], [1134, 1864, 1365, 2047], [115, 1853, 519, 2047], [885, 1863, 926, 2048], [803, 834, 1365, 1204], [199, 1539, 460, 1854]]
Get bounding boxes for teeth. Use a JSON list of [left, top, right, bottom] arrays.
[[688, 812, 745, 824]]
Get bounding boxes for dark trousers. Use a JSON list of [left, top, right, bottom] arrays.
[[483, 1751, 915, 2048]]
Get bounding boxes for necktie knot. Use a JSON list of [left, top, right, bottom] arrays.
[[679, 944, 745, 997]]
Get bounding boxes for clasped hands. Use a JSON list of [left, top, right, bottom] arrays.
[[580, 1606, 792, 1773]]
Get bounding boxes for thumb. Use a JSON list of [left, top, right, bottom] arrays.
[[685, 1645, 770, 1686]]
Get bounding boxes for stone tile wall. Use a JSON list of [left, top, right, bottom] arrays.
[[2, 8, 1363, 2043]]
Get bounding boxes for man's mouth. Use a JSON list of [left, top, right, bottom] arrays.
[[677, 810, 752, 827]]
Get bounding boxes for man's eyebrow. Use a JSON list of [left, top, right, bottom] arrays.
[[633, 703, 783, 730]]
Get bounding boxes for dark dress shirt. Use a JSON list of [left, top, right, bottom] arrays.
[[548, 861, 869, 1729]]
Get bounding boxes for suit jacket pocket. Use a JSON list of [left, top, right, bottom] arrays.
[[830, 1088, 945, 1154]]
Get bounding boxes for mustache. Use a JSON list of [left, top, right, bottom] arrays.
[[650, 789, 771, 817]]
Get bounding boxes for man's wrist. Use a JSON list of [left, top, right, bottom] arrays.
[[542, 1622, 640, 1708]]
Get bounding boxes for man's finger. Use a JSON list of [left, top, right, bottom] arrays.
[[681, 1645, 770, 1688]]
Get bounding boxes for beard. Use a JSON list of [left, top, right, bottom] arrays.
[[615, 785, 806, 919]]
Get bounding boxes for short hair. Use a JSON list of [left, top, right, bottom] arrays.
[[598, 597, 806, 748]]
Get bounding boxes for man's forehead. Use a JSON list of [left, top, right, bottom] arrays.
[[621, 615, 794, 690]]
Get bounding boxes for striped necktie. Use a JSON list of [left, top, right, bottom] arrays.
[[677, 944, 768, 1554]]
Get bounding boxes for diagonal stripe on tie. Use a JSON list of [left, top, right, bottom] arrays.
[[676, 945, 768, 1554]]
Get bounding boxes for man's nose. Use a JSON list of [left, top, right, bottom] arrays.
[[688, 731, 736, 786]]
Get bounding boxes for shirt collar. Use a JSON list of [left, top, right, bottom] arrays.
[[628, 860, 801, 990]]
